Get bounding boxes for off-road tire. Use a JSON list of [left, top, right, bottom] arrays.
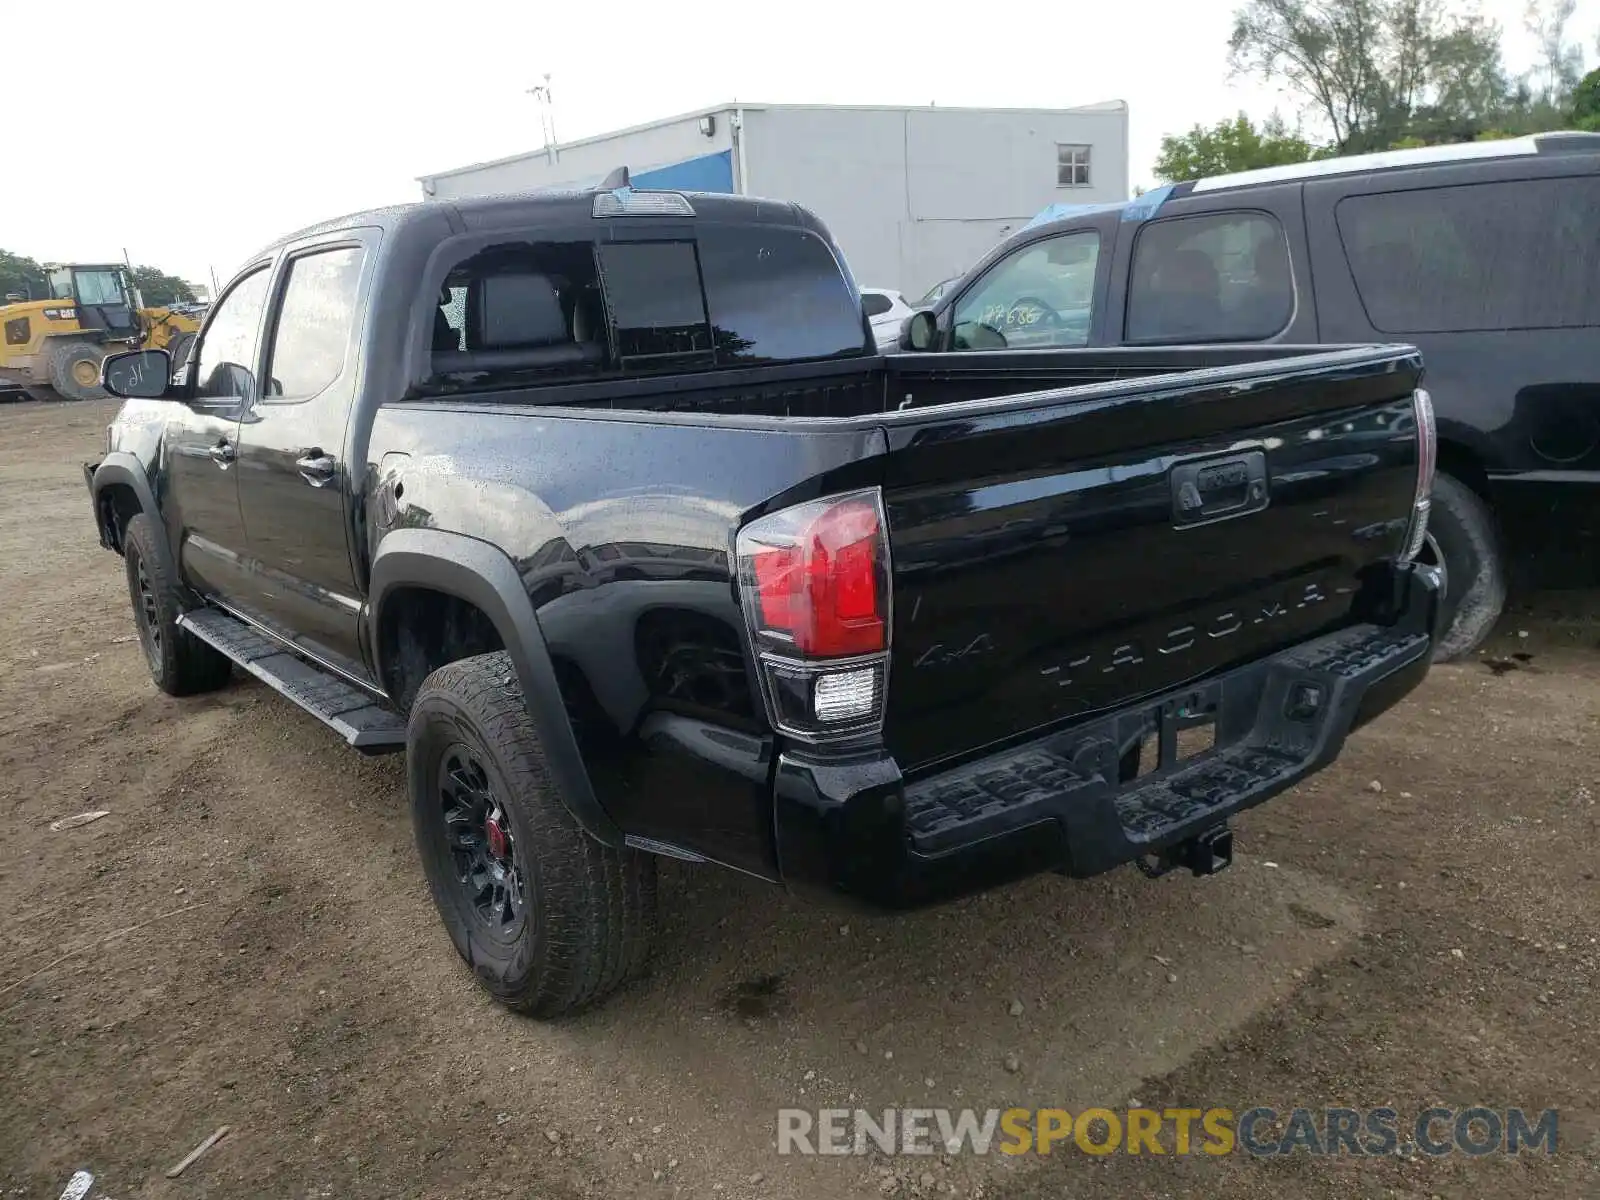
[[1426, 472, 1507, 662], [408, 652, 656, 1017], [122, 514, 234, 695], [45, 339, 107, 401]]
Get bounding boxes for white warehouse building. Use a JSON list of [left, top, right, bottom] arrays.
[[417, 101, 1130, 299]]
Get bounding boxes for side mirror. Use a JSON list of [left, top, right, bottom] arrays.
[[101, 349, 172, 399], [900, 310, 937, 353]]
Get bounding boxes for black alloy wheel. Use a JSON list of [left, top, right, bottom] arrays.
[[132, 554, 163, 672], [438, 743, 527, 940]]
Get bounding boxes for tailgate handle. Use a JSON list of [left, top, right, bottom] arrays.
[[1171, 451, 1268, 526]]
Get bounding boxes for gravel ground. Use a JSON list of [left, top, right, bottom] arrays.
[[1, 400, 1596, 1199]]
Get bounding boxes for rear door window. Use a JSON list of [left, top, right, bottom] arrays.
[[1126, 211, 1293, 342], [861, 292, 893, 318], [1335, 176, 1600, 332], [950, 230, 1100, 350]]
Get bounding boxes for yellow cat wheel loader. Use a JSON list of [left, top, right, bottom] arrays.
[[0, 264, 201, 401]]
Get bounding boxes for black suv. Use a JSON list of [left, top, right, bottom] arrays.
[[910, 131, 1600, 659]]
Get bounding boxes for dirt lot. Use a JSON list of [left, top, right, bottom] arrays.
[[2, 399, 1596, 1199]]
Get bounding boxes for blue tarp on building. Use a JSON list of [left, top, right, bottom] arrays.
[[633, 150, 735, 193]]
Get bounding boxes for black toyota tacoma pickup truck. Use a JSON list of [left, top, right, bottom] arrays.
[[85, 176, 1440, 1016]]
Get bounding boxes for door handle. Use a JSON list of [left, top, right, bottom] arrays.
[[295, 452, 337, 486], [208, 440, 235, 467]]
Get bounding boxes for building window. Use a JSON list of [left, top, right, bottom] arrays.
[[1057, 144, 1091, 188]]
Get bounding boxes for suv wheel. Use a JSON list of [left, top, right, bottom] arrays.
[[122, 514, 234, 695], [407, 652, 656, 1016], [1422, 473, 1506, 661]]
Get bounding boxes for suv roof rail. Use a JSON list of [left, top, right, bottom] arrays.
[[1189, 130, 1600, 194]]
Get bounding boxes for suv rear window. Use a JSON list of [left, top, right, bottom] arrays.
[[1336, 176, 1600, 333], [1126, 211, 1293, 343]]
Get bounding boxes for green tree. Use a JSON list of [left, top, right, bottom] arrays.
[[1153, 112, 1320, 182], [129, 265, 198, 307], [1525, 0, 1585, 108], [1571, 65, 1600, 128], [0, 250, 46, 300], [1229, 0, 1513, 152]]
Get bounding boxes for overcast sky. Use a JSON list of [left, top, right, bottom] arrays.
[[4, 0, 1593, 289]]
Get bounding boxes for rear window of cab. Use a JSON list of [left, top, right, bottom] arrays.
[[426, 224, 867, 389]]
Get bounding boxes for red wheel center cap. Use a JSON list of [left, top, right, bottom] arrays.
[[485, 814, 511, 861]]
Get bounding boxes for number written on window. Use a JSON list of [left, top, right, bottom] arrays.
[[951, 231, 1100, 351]]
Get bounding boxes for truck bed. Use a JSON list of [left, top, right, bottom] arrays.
[[377, 342, 1426, 797], [407, 344, 1383, 421]]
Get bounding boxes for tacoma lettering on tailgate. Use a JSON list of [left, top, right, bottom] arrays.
[[1039, 581, 1337, 688]]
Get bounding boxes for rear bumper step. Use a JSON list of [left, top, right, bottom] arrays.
[[904, 623, 1427, 862], [178, 609, 406, 752], [771, 564, 1438, 909]]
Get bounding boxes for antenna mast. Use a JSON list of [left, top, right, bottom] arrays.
[[527, 74, 558, 166]]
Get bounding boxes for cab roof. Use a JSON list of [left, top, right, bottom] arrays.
[[247, 172, 815, 265]]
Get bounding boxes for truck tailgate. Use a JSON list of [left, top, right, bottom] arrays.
[[880, 347, 1423, 774]]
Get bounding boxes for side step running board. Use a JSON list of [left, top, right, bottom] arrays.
[[178, 608, 406, 753]]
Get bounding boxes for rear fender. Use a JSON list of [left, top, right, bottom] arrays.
[[368, 527, 621, 847]]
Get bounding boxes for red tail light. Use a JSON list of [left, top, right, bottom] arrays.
[[743, 494, 887, 658], [737, 488, 892, 741]]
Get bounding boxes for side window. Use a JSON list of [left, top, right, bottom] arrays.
[[1336, 177, 1600, 333], [430, 240, 606, 381], [1126, 212, 1293, 343], [437, 285, 466, 350], [193, 268, 272, 404], [861, 292, 894, 318], [950, 230, 1100, 350], [262, 246, 364, 402]]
